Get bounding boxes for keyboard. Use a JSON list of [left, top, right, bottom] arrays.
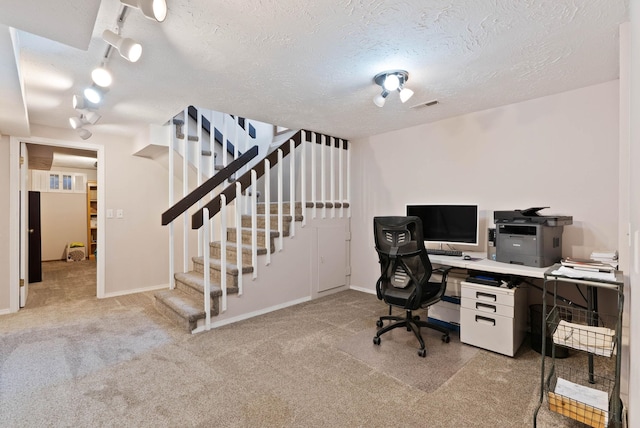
[[426, 249, 463, 257]]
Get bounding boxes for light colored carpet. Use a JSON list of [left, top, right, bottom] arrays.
[[338, 327, 479, 393], [0, 261, 613, 427]]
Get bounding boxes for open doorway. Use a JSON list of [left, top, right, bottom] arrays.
[[9, 136, 105, 312], [25, 144, 98, 308]]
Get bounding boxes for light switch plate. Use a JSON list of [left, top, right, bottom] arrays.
[[116, 209, 124, 219], [106, 209, 113, 218]]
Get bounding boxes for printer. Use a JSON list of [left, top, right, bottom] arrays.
[[494, 207, 573, 268]]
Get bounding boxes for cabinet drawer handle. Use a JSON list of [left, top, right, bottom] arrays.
[[476, 292, 497, 301], [476, 302, 497, 312], [475, 315, 496, 326]]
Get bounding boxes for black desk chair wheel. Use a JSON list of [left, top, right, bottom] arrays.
[[372, 216, 452, 357]]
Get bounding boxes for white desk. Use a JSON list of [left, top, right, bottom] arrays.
[[429, 251, 548, 279], [429, 251, 548, 357]]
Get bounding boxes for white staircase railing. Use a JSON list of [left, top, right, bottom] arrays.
[[164, 116, 350, 332]]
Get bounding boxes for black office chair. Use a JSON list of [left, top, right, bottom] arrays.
[[372, 216, 452, 357]]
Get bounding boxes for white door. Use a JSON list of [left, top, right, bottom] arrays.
[[19, 142, 29, 307]]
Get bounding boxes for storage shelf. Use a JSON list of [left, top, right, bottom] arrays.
[[533, 264, 623, 427], [87, 181, 97, 261]]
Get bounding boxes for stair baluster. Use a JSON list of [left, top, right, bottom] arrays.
[[264, 158, 271, 266], [289, 139, 296, 238], [235, 182, 243, 296], [301, 131, 307, 228], [203, 207, 211, 330], [220, 193, 227, 312], [277, 148, 284, 251], [251, 169, 258, 278]]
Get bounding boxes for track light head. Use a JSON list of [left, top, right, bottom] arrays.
[[84, 85, 106, 104], [102, 29, 142, 63], [77, 128, 92, 140], [121, 0, 167, 22], [81, 110, 102, 125], [69, 116, 83, 130], [72, 94, 95, 110], [91, 65, 113, 87], [399, 87, 414, 103], [383, 74, 400, 91], [373, 91, 389, 108]]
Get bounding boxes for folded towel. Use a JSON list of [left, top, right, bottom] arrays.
[[553, 320, 615, 356]]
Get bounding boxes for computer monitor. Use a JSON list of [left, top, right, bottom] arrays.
[[406, 204, 479, 246]]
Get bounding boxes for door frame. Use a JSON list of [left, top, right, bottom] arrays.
[[9, 135, 105, 311]]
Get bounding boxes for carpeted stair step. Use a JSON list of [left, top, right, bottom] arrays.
[[210, 241, 269, 265], [192, 256, 250, 291], [174, 271, 222, 312], [154, 288, 214, 332], [241, 214, 301, 234], [256, 202, 308, 216], [227, 227, 279, 250]]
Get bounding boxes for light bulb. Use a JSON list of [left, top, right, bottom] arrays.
[[91, 66, 113, 87], [383, 74, 400, 91], [84, 86, 103, 104], [399, 87, 414, 103], [373, 93, 387, 108], [69, 117, 83, 129]]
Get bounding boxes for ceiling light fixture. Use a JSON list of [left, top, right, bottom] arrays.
[[121, 0, 168, 22], [373, 70, 414, 107], [102, 29, 142, 63]]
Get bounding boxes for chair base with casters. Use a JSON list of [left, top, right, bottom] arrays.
[[373, 307, 451, 357]]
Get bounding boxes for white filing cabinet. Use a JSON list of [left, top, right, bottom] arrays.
[[460, 281, 527, 357]]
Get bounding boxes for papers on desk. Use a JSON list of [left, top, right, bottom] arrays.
[[552, 320, 615, 357], [551, 266, 615, 282]]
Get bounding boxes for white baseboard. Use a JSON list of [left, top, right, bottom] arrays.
[[349, 285, 376, 295], [192, 296, 312, 333], [0, 307, 13, 315], [102, 283, 168, 298]]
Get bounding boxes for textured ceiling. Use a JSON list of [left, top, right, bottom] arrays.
[[0, 0, 630, 141]]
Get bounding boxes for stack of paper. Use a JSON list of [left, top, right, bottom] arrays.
[[551, 266, 616, 281], [590, 250, 618, 269]]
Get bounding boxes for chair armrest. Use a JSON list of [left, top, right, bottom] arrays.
[[433, 265, 453, 281]]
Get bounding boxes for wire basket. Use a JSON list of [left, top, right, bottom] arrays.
[[546, 306, 617, 357], [547, 365, 614, 428]]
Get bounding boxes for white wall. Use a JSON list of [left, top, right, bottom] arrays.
[[350, 81, 619, 293], [40, 192, 86, 261]]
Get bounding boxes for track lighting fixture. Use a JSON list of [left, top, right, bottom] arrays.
[[102, 29, 142, 63], [121, 0, 168, 22], [373, 70, 414, 107], [91, 65, 113, 87], [66, 0, 167, 132]]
